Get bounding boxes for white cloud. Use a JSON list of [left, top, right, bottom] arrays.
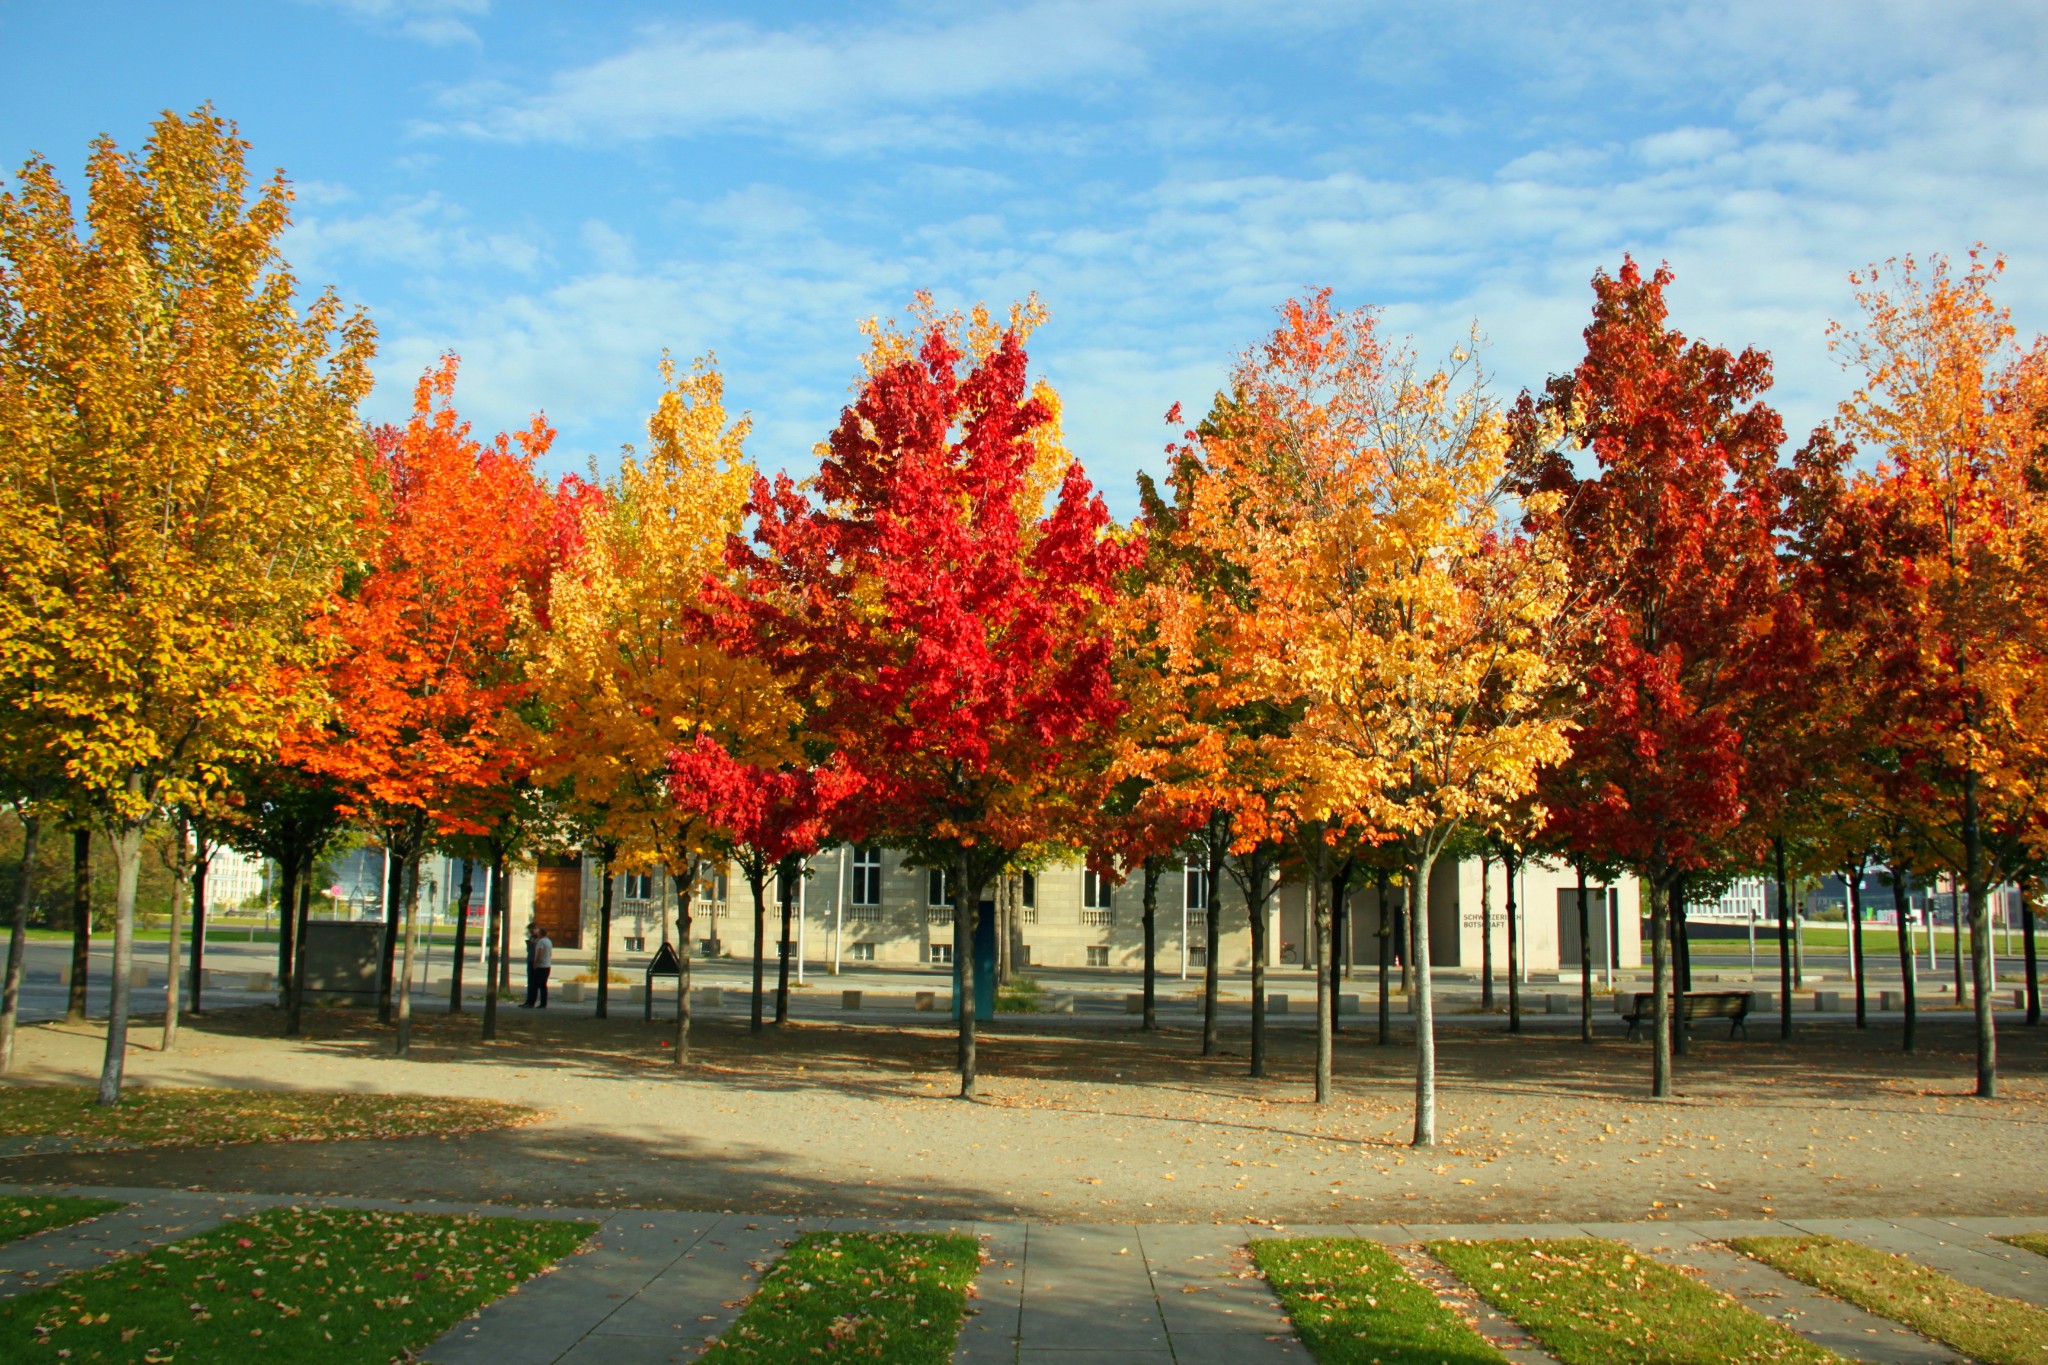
[[307, 0, 489, 45], [285, 193, 544, 277]]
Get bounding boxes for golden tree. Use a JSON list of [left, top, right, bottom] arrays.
[[524, 354, 771, 1063], [1194, 294, 1577, 1143], [0, 108, 373, 1103]]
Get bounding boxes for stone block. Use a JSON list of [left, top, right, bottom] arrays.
[[1339, 993, 1360, 1015], [1047, 992, 1075, 1014], [130, 965, 150, 988], [559, 980, 585, 1003], [840, 989, 862, 1010], [245, 971, 273, 994], [914, 990, 937, 1011], [1125, 993, 1144, 1013], [1545, 993, 1571, 1014], [1752, 990, 1775, 1012], [696, 987, 723, 1008], [1812, 990, 1841, 1012], [1265, 993, 1289, 1014], [1879, 990, 1904, 1010]]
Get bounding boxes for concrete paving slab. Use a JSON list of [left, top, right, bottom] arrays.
[[1017, 1224, 1168, 1353], [0, 1192, 259, 1300]]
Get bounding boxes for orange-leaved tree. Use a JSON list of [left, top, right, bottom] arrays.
[[292, 355, 554, 1057]]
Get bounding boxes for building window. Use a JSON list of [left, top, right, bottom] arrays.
[[928, 867, 950, 907], [850, 942, 876, 962], [1021, 871, 1036, 908], [1084, 868, 1115, 911], [852, 846, 882, 908], [622, 872, 654, 902], [1184, 866, 1209, 912], [929, 942, 954, 965], [1086, 945, 1109, 968]]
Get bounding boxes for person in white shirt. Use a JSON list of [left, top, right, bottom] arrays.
[[521, 926, 553, 1008]]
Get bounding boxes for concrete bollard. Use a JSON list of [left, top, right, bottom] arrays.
[[2017, 988, 2030, 1010], [130, 965, 150, 988], [1047, 993, 1075, 1014], [1339, 993, 1360, 1015], [841, 989, 863, 1010], [1612, 993, 1632, 1014], [1752, 991, 1775, 1013], [915, 990, 937, 1011], [57, 963, 71, 987], [625, 984, 644, 1006], [697, 987, 723, 1008], [1125, 994, 1145, 1014], [1545, 993, 1571, 1014], [560, 980, 585, 1004], [1813, 990, 1841, 1012], [245, 971, 274, 994], [1879, 990, 1903, 1011], [1265, 993, 1290, 1014]]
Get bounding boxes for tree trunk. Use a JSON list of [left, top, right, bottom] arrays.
[[2024, 876, 2040, 1027], [275, 844, 299, 1019], [1671, 877, 1688, 1058], [98, 786, 145, 1107], [596, 854, 614, 1020], [1312, 849, 1332, 1106], [1505, 847, 1521, 1034], [68, 826, 91, 1024], [1201, 816, 1224, 1057], [1951, 875, 1966, 1004], [496, 862, 512, 996], [289, 862, 312, 1037], [449, 858, 472, 1015], [775, 859, 795, 1026], [749, 862, 768, 1035], [481, 850, 504, 1042], [1397, 885, 1412, 997], [162, 814, 190, 1054], [1330, 862, 1351, 1036], [1577, 863, 1593, 1044], [1964, 771, 1995, 1096], [1141, 857, 1160, 1031], [1892, 864, 1917, 1052], [1775, 837, 1793, 1041], [188, 825, 210, 1017], [395, 852, 420, 1056], [0, 808, 39, 1074], [377, 840, 401, 1024], [955, 846, 987, 1099], [675, 875, 694, 1065], [1246, 847, 1270, 1080], [1649, 875, 1672, 1099], [1410, 846, 1439, 1146], [1480, 851, 1495, 1011], [1376, 870, 1392, 1046], [1848, 862, 1867, 1027]]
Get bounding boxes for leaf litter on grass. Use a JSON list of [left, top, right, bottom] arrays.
[[0, 1205, 592, 1363]]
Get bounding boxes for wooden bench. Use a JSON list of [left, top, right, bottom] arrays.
[[1623, 990, 1753, 1041]]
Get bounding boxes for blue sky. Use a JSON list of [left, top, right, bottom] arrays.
[[5, 0, 2045, 514]]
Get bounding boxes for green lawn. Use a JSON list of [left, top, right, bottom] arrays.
[[1732, 1233, 2048, 1365], [1430, 1238, 1844, 1365], [996, 974, 1044, 1013], [2000, 1232, 2048, 1260], [0, 1196, 123, 1248], [0, 1206, 590, 1363], [698, 1231, 980, 1364], [0, 1084, 539, 1150], [1252, 1237, 1506, 1364]]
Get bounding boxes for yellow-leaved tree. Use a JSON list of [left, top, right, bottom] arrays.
[[524, 354, 782, 1062], [1195, 294, 1578, 1144], [0, 108, 374, 1104]]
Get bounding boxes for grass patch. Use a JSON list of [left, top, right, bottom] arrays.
[[0, 1206, 590, 1363], [1251, 1237, 1506, 1364], [0, 1084, 540, 1151], [698, 1231, 979, 1364], [2000, 1233, 2048, 1260], [995, 974, 1044, 1014], [1431, 1238, 1844, 1365], [1731, 1233, 2048, 1365], [0, 1197, 123, 1248]]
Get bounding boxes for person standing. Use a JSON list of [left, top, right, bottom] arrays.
[[521, 925, 553, 1008]]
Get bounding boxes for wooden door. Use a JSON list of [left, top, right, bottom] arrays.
[[533, 866, 582, 949]]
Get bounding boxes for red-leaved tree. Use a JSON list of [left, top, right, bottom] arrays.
[[720, 311, 1138, 1096]]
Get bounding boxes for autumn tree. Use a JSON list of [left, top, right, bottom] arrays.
[[1510, 258, 1798, 1099], [1198, 294, 1576, 1141], [723, 298, 1136, 1097], [0, 108, 374, 1103], [523, 355, 762, 1062], [294, 356, 553, 1057], [1827, 250, 2048, 1096]]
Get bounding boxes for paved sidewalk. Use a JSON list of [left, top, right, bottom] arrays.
[[0, 1183, 2042, 1363]]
